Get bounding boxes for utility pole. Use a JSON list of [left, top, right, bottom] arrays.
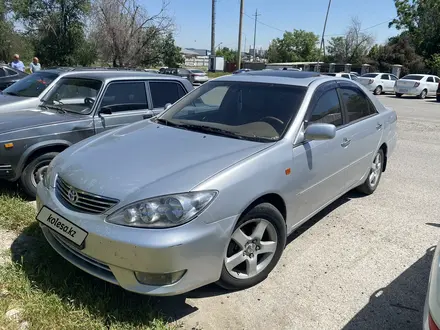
[[210, 0, 216, 56], [252, 9, 261, 62], [317, 0, 332, 71], [237, 0, 244, 69]]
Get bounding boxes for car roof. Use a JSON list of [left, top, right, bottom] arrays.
[[48, 70, 187, 82], [216, 70, 323, 87]]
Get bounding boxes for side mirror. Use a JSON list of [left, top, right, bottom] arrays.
[[164, 103, 172, 110], [304, 123, 336, 141], [98, 107, 112, 117]]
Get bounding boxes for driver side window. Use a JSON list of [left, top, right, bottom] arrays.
[[308, 88, 343, 127]]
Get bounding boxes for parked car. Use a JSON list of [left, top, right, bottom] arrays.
[[162, 68, 208, 85], [322, 72, 358, 81], [357, 72, 399, 95], [424, 244, 440, 330], [233, 68, 252, 74], [0, 71, 193, 198], [36, 70, 397, 296], [0, 65, 28, 90], [394, 74, 440, 99], [144, 69, 159, 74]]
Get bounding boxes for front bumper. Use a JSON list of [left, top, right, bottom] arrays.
[[0, 164, 15, 180], [36, 184, 238, 296]]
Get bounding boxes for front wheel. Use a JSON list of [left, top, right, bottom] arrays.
[[357, 149, 384, 195], [217, 203, 286, 290], [20, 152, 59, 199]]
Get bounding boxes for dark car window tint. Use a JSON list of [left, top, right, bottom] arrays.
[[5, 68, 18, 76], [2, 72, 58, 97], [341, 74, 350, 79], [381, 74, 389, 80], [401, 75, 424, 80], [101, 82, 148, 112], [340, 87, 375, 123], [308, 89, 343, 126], [427, 76, 434, 82], [390, 75, 398, 81], [150, 81, 185, 108], [0, 68, 6, 77], [436, 77, 440, 83]]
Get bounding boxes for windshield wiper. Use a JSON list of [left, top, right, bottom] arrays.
[[45, 104, 67, 114], [174, 123, 251, 140]]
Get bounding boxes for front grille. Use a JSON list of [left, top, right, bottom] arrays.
[[56, 177, 119, 214], [52, 231, 112, 272]]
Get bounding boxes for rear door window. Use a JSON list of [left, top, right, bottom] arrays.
[[427, 76, 434, 83], [381, 74, 390, 80], [149, 81, 186, 108], [339, 86, 377, 123]]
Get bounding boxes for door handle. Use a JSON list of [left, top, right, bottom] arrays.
[[341, 138, 351, 147], [376, 123, 383, 130]]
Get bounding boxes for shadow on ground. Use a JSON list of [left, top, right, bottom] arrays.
[[342, 246, 435, 330], [0, 179, 32, 200], [8, 190, 377, 325]]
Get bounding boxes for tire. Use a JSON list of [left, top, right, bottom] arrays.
[[418, 89, 427, 99], [20, 152, 59, 199], [395, 93, 403, 98], [357, 149, 384, 195], [373, 86, 382, 95], [217, 202, 287, 291]]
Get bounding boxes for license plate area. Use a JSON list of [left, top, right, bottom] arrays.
[[36, 206, 88, 246]]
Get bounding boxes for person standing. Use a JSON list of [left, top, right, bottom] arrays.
[[10, 54, 25, 72], [30, 57, 41, 73]]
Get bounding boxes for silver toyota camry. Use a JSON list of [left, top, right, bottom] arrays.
[[36, 70, 397, 296]]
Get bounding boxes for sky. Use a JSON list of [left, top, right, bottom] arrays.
[[142, 0, 400, 51]]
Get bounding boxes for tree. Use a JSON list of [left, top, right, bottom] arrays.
[[11, 0, 91, 66], [390, 0, 440, 58], [90, 0, 172, 67], [215, 47, 237, 63], [267, 29, 319, 63], [161, 32, 182, 67], [368, 33, 425, 76], [326, 17, 374, 64]]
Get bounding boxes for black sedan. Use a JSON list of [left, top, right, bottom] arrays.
[[0, 65, 28, 90]]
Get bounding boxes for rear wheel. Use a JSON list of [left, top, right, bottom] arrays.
[[395, 93, 403, 98], [20, 152, 58, 199], [217, 203, 286, 290], [373, 86, 382, 95], [418, 89, 427, 99], [357, 149, 384, 195]]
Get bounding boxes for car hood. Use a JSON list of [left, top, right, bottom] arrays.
[[0, 108, 82, 135], [57, 121, 273, 203], [0, 94, 37, 107]]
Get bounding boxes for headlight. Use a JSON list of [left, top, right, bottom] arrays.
[[106, 191, 218, 228], [43, 161, 55, 188]]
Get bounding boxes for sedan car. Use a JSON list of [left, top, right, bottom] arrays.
[[163, 68, 208, 85], [36, 70, 397, 296], [357, 72, 399, 95], [0, 71, 193, 198], [0, 65, 28, 90], [322, 72, 358, 81], [394, 74, 440, 99]]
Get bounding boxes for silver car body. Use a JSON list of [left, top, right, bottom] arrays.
[[357, 72, 399, 93], [424, 243, 440, 330], [37, 72, 397, 296], [394, 74, 440, 97]]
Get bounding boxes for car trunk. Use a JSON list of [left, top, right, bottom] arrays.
[[395, 79, 420, 88], [357, 77, 374, 85]]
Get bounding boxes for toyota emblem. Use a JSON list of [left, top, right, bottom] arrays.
[[67, 188, 79, 204]]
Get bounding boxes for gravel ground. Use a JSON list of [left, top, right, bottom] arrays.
[[155, 94, 440, 330], [1, 94, 439, 330]]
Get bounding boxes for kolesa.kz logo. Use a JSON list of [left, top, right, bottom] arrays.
[[46, 213, 77, 238]]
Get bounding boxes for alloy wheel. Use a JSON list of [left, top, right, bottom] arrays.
[[369, 152, 382, 187]]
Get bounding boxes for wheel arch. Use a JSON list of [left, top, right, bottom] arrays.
[[379, 142, 388, 172], [239, 193, 287, 223]]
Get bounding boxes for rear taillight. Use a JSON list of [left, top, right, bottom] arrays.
[[429, 313, 440, 330], [368, 79, 374, 84], [414, 82, 420, 87]]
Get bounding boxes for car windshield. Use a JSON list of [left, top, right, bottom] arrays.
[[2, 72, 58, 97], [190, 69, 205, 74], [401, 75, 424, 80], [323, 73, 336, 76], [156, 81, 307, 142], [361, 73, 378, 78], [41, 77, 102, 115]]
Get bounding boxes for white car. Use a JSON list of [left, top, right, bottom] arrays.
[[357, 73, 399, 95], [394, 74, 440, 99], [424, 243, 440, 330], [322, 72, 358, 81]]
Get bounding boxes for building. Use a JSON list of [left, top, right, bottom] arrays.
[[180, 48, 211, 67]]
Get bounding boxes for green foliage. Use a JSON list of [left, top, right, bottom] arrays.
[[390, 0, 440, 58], [428, 54, 440, 76], [268, 29, 319, 63], [161, 33, 183, 67], [215, 47, 237, 63]]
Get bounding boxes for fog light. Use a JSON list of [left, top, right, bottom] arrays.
[[135, 270, 186, 286]]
